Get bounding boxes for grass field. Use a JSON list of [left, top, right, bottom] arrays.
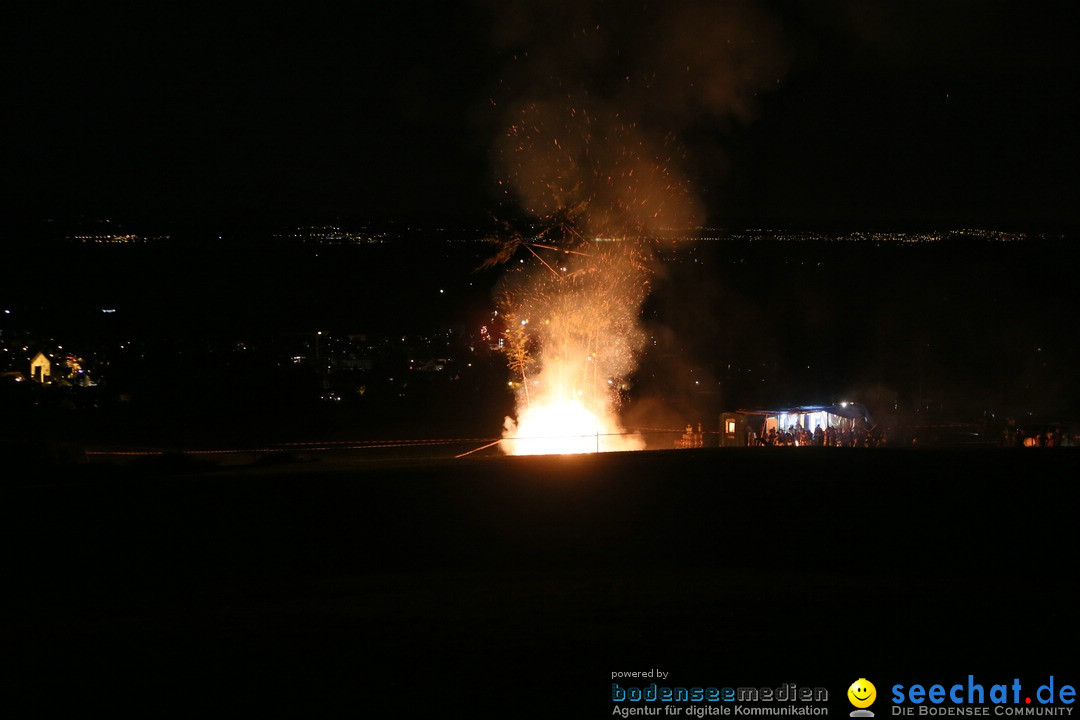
[[4, 447, 1077, 715]]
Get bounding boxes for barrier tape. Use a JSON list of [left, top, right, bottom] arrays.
[[84, 430, 685, 458]]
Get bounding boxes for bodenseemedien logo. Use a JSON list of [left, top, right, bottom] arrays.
[[849, 679, 877, 717], [610, 680, 829, 716]]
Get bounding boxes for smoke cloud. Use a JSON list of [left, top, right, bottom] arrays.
[[480, 0, 791, 448], [485, 0, 789, 231]]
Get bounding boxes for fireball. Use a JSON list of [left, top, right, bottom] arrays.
[[493, 242, 650, 457], [501, 397, 644, 455]]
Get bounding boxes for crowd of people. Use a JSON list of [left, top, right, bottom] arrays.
[[754, 423, 887, 447], [999, 426, 1073, 447]]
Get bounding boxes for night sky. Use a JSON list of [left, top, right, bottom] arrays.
[[3, 1, 1078, 231]]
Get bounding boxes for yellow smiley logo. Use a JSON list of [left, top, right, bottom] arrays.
[[848, 679, 877, 708]]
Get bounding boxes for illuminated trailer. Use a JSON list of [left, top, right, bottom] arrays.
[[720, 403, 874, 447]]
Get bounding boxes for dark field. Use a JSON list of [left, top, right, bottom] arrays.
[[4, 448, 1077, 715]]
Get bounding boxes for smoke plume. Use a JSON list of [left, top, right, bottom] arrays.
[[481, 0, 790, 451]]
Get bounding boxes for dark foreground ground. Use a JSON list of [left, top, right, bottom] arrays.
[[3, 448, 1077, 716]]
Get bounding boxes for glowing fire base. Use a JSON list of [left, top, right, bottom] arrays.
[[500, 398, 644, 455]]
